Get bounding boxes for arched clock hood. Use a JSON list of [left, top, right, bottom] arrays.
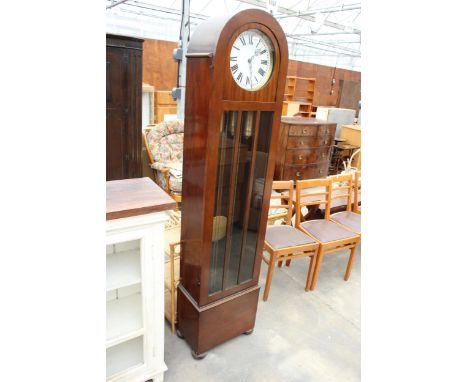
[[187, 9, 288, 59]]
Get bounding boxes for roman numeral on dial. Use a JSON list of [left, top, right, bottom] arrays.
[[230, 56, 237, 61], [258, 68, 266, 76], [231, 64, 238, 74], [237, 72, 243, 82], [248, 34, 253, 44], [261, 60, 267, 65], [240, 36, 246, 45]]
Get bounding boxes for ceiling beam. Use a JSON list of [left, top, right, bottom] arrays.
[[287, 35, 360, 55], [236, 0, 361, 34], [288, 41, 360, 57], [289, 31, 360, 36], [275, 4, 361, 19], [106, 0, 130, 10]]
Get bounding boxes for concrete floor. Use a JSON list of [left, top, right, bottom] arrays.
[[163, 246, 360, 382]]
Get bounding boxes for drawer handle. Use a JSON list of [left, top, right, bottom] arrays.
[[322, 152, 325, 158], [296, 172, 301, 177], [298, 155, 303, 160], [300, 140, 304, 145], [319, 169, 323, 174], [303, 128, 307, 134]]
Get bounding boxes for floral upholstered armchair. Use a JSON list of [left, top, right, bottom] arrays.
[[143, 120, 184, 202]]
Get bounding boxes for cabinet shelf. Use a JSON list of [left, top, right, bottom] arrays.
[[107, 335, 144, 378], [107, 293, 144, 348], [107, 250, 141, 291]]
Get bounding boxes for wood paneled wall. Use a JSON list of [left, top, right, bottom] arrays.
[[142, 39, 178, 90], [142, 38, 360, 108], [287, 60, 361, 107]]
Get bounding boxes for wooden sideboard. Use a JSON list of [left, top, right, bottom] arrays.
[[274, 117, 336, 181]]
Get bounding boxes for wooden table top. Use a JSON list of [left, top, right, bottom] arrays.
[[341, 124, 361, 131], [106, 177, 177, 220], [280, 116, 336, 125], [336, 144, 359, 150]]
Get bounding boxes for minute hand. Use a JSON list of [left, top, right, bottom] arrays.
[[248, 57, 253, 88]]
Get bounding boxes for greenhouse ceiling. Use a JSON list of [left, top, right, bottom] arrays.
[[106, 0, 361, 71]]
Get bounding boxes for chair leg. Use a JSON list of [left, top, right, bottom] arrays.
[[309, 246, 324, 291], [171, 282, 176, 333], [344, 245, 357, 281], [278, 254, 285, 267], [305, 251, 317, 291], [285, 258, 292, 267], [263, 252, 276, 301], [170, 254, 176, 334]]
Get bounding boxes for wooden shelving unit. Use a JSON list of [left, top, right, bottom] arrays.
[[282, 76, 316, 118], [284, 76, 297, 102], [106, 178, 176, 382]]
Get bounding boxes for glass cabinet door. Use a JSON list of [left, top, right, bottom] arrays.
[[209, 110, 273, 295]]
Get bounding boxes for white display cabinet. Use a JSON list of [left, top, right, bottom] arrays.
[[106, 178, 176, 382]]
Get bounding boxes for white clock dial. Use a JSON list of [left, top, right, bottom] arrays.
[[229, 29, 274, 91]]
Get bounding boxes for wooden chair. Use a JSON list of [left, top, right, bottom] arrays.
[[142, 121, 183, 204], [328, 173, 361, 235], [266, 189, 289, 226], [353, 171, 361, 214], [164, 225, 181, 333], [262, 180, 319, 301], [295, 178, 360, 290]]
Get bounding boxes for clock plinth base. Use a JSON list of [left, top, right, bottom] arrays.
[[177, 284, 260, 355]]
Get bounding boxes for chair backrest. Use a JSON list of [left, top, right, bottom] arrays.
[[144, 120, 184, 165], [269, 180, 294, 225], [328, 173, 353, 212], [295, 178, 332, 226], [354, 171, 361, 213], [143, 125, 156, 164]]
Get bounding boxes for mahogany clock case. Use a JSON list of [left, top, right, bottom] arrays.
[[178, 9, 288, 356]]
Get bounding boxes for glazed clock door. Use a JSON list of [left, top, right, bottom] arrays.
[[209, 110, 274, 295]]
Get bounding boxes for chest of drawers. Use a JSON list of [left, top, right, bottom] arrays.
[[274, 117, 336, 181]]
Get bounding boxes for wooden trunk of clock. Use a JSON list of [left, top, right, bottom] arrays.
[[178, 9, 288, 356]]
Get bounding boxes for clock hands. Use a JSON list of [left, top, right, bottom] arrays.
[[230, 32, 271, 90], [248, 56, 253, 89]]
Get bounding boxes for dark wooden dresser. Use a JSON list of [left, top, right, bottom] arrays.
[[274, 117, 336, 181]]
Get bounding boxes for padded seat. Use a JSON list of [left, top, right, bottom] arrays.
[[301, 219, 356, 243], [330, 211, 361, 233], [150, 163, 182, 193], [265, 225, 316, 249], [265, 225, 316, 250]]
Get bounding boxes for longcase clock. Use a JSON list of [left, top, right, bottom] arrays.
[[178, 9, 288, 358]]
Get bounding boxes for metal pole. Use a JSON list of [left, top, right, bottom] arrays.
[[176, 0, 190, 119]]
